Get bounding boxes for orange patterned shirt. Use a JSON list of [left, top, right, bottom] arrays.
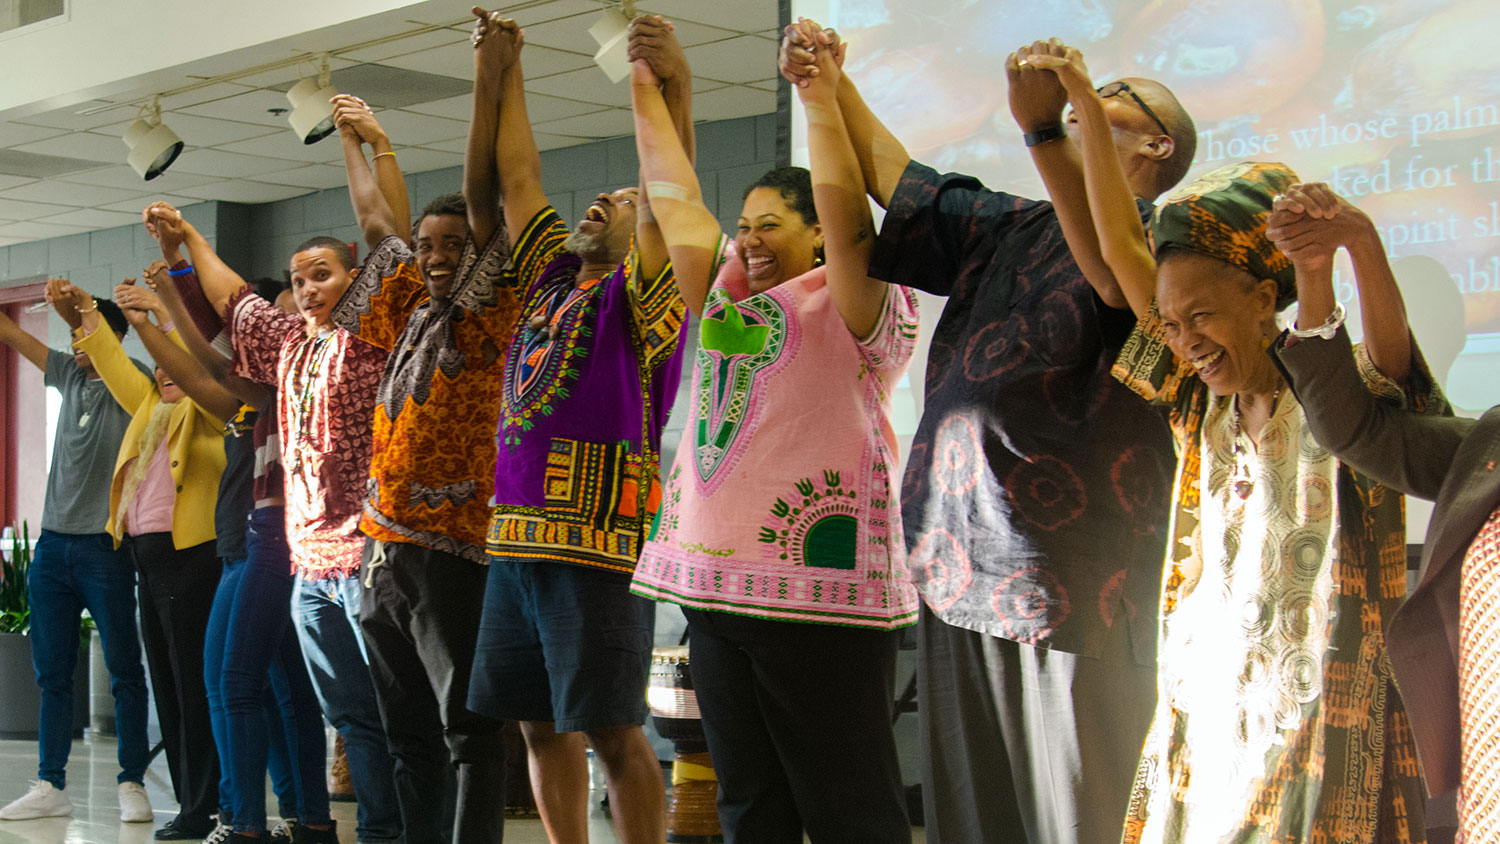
[[331, 230, 519, 563]]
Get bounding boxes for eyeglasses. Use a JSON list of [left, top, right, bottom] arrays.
[[1097, 81, 1171, 141]]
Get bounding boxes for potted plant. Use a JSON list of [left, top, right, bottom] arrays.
[[0, 523, 90, 739]]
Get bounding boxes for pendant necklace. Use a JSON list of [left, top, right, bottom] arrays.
[[1228, 385, 1282, 501]]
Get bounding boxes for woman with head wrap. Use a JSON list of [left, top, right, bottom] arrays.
[[1023, 44, 1438, 842]]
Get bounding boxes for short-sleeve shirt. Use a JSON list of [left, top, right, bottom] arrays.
[[42, 348, 151, 534], [228, 244, 394, 578], [867, 160, 1174, 661], [331, 231, 520, 563], [487, 207, 688, 573], [632, 244, 923, 629]]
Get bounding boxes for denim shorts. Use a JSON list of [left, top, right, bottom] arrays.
[[467, 557, 654, 733]]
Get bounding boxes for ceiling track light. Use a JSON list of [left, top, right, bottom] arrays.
[[287, 54, 338, 144], [589, 0, 638, 83], [122, 96, 185, 181]]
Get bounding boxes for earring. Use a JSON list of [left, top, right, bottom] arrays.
[[1260, 336, 1272, 350]]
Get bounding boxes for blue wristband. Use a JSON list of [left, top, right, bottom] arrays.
[[167, 265, 193, 277]]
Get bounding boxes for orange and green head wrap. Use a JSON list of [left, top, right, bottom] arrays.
[[1149, 161, 1301, 310]]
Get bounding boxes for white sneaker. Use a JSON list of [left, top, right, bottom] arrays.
[[118, 781, 153, 823], [203, 818, 233, 844], [0, 781, 74, 820]]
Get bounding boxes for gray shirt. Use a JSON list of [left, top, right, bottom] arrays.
[[41, 348, 150, 535]]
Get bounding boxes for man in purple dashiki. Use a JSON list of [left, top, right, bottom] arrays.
[[463, 14, 690, 844]]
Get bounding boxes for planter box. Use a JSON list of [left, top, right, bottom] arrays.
[[0, 632, 91, 740]]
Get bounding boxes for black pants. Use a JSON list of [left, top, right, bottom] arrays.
[[131, 533, 222, 823], [682, 608, 910, 844], [358, 539, 506, 844]]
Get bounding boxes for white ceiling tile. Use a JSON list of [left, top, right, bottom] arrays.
[[55, 165, 222, 193], [381, 42, 589, 81], [0, 174, 38, 191], [180, 90, 304, 128], [0, 123, 68, 148], [169, 149, 301, 178], [0, 197, 84, 221], [418, 137, 466, 154], [92, 113, 282, 149], [253, 164, 351, 189], [689, 85, 776, 122], [175, 181, 315, 203], [12, 131, 122, 164], [0, 180, 144, 206], [381, 147, 463, 173], [514, 0, 609, 25], [533, 108, 634, 140], [527, 67, 632, 108], [12, 100, 132, 131], [748, 78, 779, 91], [96, 194, 204, 214], [683, 35, 779, 85], [0, 221, 93, 239], [0, 236, 29, 247], [692, 77, 728, 93], [156, 83, 261, 111], [340, 28, 470, 64], [215, 130, 344, 164], [400, 93, 473, 121], [637, 0, 778, 34], [37, 208, 145, 228], [369, 110, 470, 146]]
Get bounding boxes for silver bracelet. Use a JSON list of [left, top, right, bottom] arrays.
[[1289, 302, 1346, 340]]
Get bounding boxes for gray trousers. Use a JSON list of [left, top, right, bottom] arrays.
[[917, 605, 1155, 844]]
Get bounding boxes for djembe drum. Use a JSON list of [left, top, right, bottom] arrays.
[[648, 646, 723, 843]]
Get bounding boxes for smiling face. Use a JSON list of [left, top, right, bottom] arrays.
[[1156, 250, 1280, 397], [288, 247, 356, 327], [154, 367, 185, 404], [566, 188, 639, 265], [736, 187, 822, 294], [415, 213, 469, 300]]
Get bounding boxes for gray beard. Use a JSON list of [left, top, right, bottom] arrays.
[[563, 227, 606, 259]]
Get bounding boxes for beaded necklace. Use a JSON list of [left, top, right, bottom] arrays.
[[286, 331, 334, 473], [1227, 385, 1282, 501]]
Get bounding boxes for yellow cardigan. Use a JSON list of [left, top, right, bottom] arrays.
[[74, 323, 226, 550]]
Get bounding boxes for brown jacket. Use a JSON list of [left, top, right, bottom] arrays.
[[1276, 326, 1495, 797]]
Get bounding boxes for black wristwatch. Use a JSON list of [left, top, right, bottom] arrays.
[[1023, 124, 1067, 147]]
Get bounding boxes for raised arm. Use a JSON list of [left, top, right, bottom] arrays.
[[332, 95, 409, 248], [113, 280, 241, 421], [146, 203, 247, 320], [629, 58, 722, 316], [465, 8, 508, 249], [1026, 47, 1156, 316], [780, 20, 909, 208], [64, 281, 154, 414], [627, 14, 695, 279], [0, 303, 49, 373], [1267, 183, 1412, 384], [141, 261, 228, 381], [796, 40, 883, 336], [486, 16, 549, 246], [1276, 328, 1466, 501]]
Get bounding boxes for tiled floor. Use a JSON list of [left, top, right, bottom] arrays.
[[0, 735, 928, 843]]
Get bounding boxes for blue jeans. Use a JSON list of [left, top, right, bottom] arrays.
[[27, 530, 149, 789], [205, 508, 331, 833], [293, 570, 401, 844]]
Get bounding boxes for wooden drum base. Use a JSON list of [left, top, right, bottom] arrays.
[[667, 751, 723, 843]]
